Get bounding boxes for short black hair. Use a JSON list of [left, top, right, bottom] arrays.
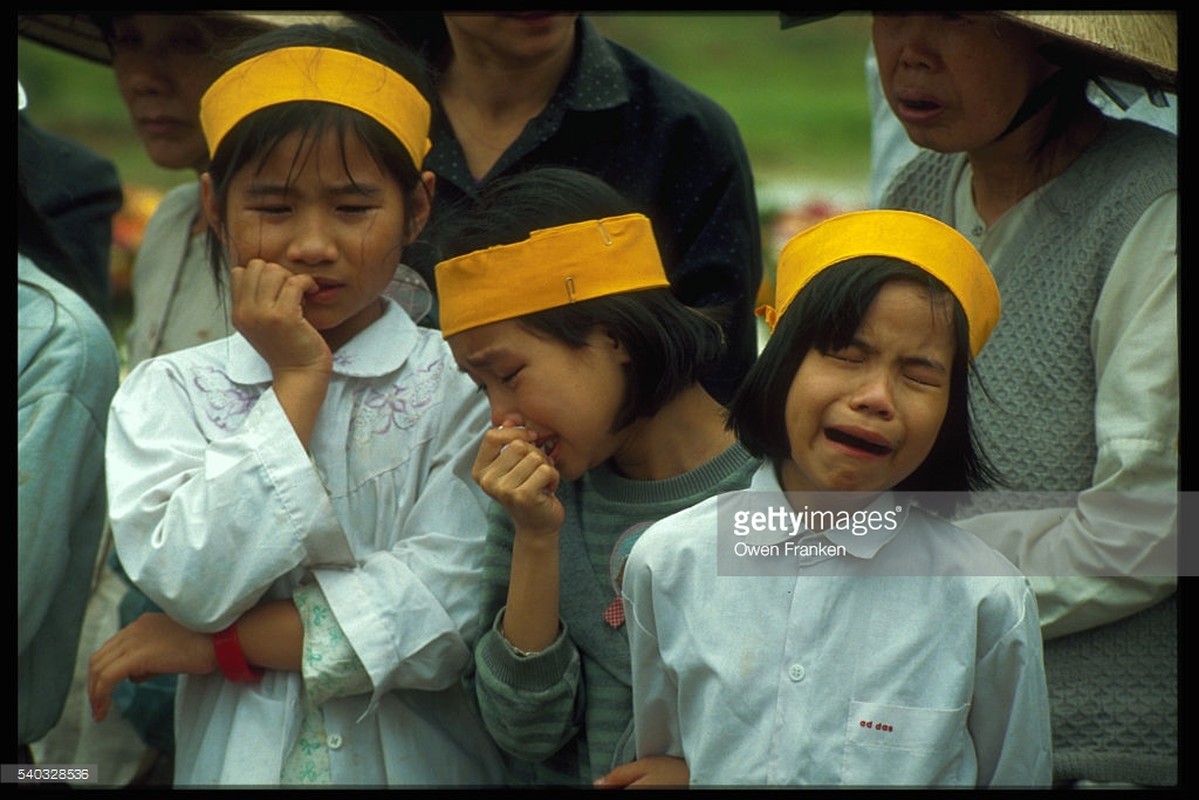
[[729, 256, 1000, 496], [204, 22, 434, 291], [435, 167, 727, 430]]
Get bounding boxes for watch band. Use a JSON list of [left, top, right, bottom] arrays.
[[213, 623, 264, 682]]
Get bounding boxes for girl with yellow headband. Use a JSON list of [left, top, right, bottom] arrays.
[[432, 167, 760, 786], [620, 210, 1052, 787], [87, 22, 504, 786]]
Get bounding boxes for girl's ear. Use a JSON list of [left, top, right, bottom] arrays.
[[406, 170, 436, 243], [199, 172, 225, 243], [602, 327, 632, 365]]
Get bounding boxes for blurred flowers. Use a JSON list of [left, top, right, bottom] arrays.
[[110, 183, 163, 299], [757, 196, 855, 308]]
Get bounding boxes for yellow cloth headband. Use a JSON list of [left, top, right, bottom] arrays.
[[761, 210, 1000, 357], [200, 46, 432, 166], [435, 214, 672, 337]]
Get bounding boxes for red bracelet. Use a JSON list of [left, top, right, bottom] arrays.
[[213, 623, 264, 683]]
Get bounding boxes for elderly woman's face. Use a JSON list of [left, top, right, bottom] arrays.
[[110, 14, 227, 173], [873, 12, 1057, 156]]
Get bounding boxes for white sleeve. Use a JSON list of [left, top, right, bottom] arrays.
[[622, 539, 684, 762], [957, 192, 1178, 638], [968, 580, 1053, 787], [106, 358, 356, 632]]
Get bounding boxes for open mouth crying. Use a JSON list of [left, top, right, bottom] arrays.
[[825, 428, 892, 456]]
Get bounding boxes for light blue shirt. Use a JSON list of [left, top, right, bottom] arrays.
[[623, 462, 1052, 787], [18, 253, 119, 744]]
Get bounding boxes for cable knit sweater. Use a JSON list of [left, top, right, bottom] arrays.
[[883, 119, 1178, 786]]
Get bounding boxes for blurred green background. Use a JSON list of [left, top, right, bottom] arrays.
[[593, 12, 874, 210], [18, 11, 876, 345], [18, 12, 875, 207]]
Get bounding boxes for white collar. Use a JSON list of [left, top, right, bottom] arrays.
[[745, 462, 909, 564], [226, 297, 421, 385]]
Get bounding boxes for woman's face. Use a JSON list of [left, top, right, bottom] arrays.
[[110, 14, 229, 172], [206, 128, 431, 351], [449, 319, 631, 482], [872, 12, 1057, 156], [778, 281, 956, 495]]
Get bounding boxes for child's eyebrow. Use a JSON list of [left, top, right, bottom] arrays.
[[242, 183, 292, 197], [241, 182, 383, 197], [901, 355, 948, 373], [327, 182, 383, 197], [460, 352, 493, 371], [462, 349, 501, 370], [845, 337, 948, 373]]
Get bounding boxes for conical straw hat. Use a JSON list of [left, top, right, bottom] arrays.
[[1001, 11, 1176, 91], [779, 11, 1176, 93]]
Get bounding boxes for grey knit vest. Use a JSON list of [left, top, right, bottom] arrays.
[[884, 119, 1175, 492], [884, 119, 1178, 786]]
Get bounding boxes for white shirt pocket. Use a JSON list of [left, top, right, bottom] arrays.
[[839, 699, 972, 786]]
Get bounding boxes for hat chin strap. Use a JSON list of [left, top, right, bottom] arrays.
[[994, 67, 1078, 141]]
